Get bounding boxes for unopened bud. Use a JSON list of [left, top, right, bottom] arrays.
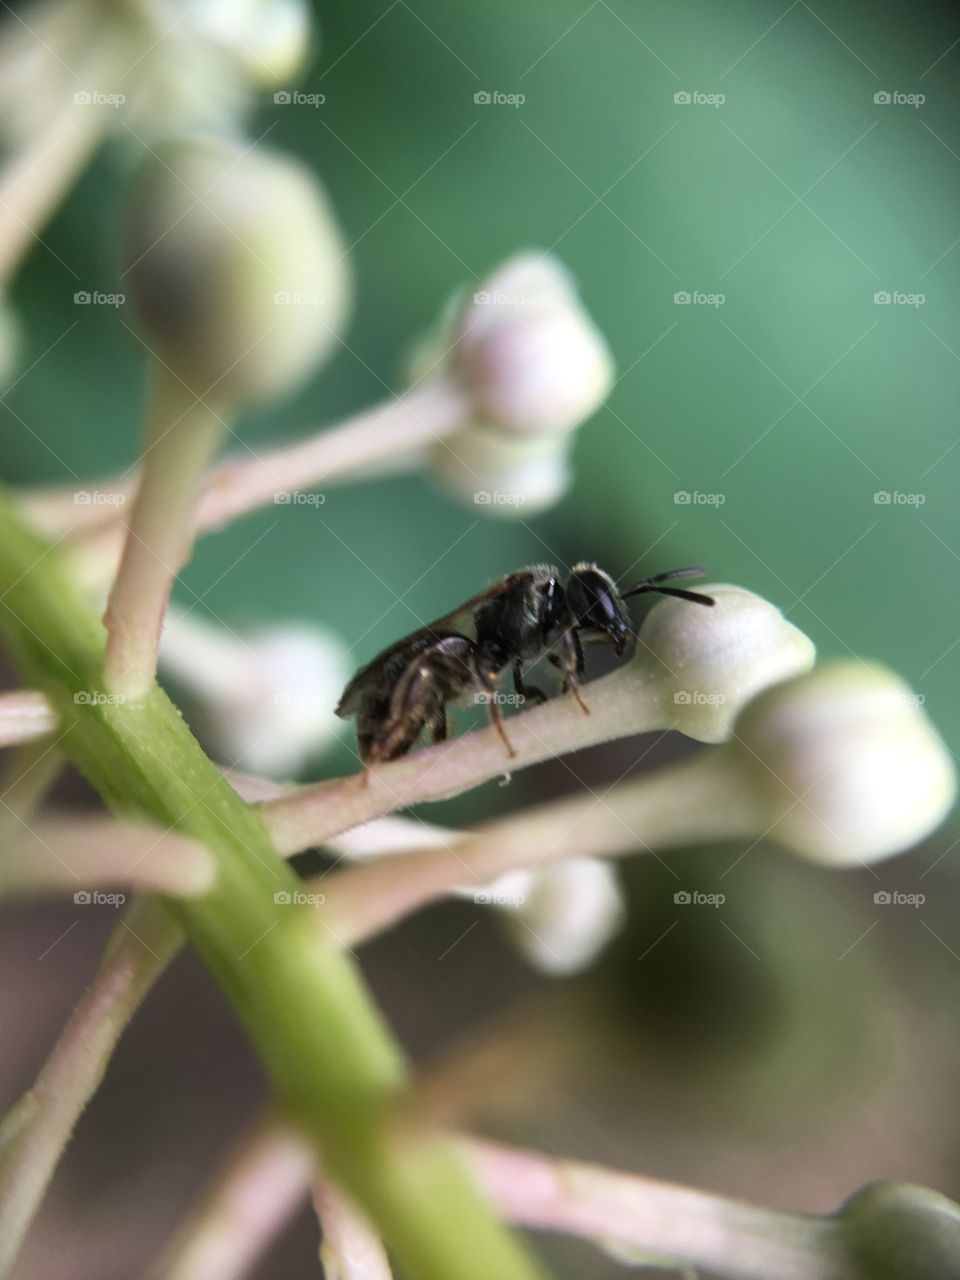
[[160, 613, 349, 778], [503, 859, 625, 975], [453, 254, 613, 435], [123, 135, 350, 405], [837, 1180, 960, 1279], [734, 661, 956, 865], [635, 584, 816, 742], [432, 428, 573, 517]]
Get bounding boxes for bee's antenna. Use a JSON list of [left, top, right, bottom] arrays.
[[621, 566, 715, 607]]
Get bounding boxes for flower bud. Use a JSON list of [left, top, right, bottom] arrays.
[[430, 428, 573, 517], [837, 1181, 960, 1279], [733, 662, 956, 866], [159, 612, 350, 778], [636, 584, 817, 742], [502, 858, 625, 976], [123, 135, 350, 404], [453, 254, 613, 435], [190, 0, 311, 88]]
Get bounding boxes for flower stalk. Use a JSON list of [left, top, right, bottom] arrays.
[[0, 491, 546, 1280]]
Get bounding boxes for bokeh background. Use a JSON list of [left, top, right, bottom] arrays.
[[2, 1, 960, 1277]]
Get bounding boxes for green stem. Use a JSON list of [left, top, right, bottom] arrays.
[[0, 491, 546, 1280], [102, 368, 227, 700]]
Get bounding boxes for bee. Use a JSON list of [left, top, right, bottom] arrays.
[[336, 564, 714, 768]]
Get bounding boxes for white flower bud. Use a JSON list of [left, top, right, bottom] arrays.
[[189, 0, 311, 88], [635, 584, 817, 742], [734, 662, 956, 866], [159, 612, 350, 778], [431, 428, 573, 517], [453, 254, 614, 435], [123, 135, 351, 405], [502, 858, 625, 976]]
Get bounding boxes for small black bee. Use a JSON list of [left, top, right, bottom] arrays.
[[336, 564, 714, 768]]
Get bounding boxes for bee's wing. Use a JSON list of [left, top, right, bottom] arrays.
[[335, 574, 526, 719]]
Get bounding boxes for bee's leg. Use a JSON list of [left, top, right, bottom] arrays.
[[477, 668, 516, 758], [430, 704, 449, 745], [550, 630, 590, 715], [512, 660, 547, 707]]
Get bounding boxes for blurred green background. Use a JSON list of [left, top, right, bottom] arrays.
[[3, 3, 960, 1279], [6, 0, 960, 761]]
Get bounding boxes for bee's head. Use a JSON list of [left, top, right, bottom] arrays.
[[565, 563, 630, 654]]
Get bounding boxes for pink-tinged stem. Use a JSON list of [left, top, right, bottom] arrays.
[[465, 1139, 849, 1280]]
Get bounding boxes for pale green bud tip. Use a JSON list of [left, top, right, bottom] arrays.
[[431, 428, 573, 517], [160, 614, 350, 778], [637, 584, 816, 743], [193, 0, 312, 87], [837, 1181, 960, 1279], [503, 859, 625, 975], [735, 662, 956, 866], [454, 253, 614, 434], [123, 135, 351, 404]]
